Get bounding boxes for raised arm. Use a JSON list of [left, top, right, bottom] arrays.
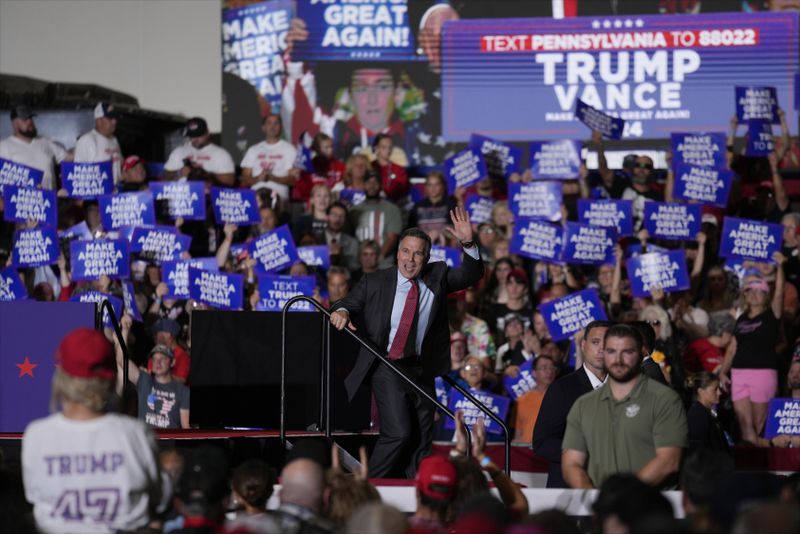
[[769, 151, 789, 212], [772, 251, 786, 319], [114, 314, 139, 392]]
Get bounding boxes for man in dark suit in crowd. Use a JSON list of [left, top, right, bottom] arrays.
[[533, 320, 612, 487], [631, 321, 668, 385], [330, 207, 483, 478]]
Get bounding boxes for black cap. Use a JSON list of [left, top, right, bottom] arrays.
[[622, 154, 639, 170], [184, 117, 209, 138], [176, 445, 229, 504], [10, 105, 36, 120]]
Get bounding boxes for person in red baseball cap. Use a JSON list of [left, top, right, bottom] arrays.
[[410, 454, 457, 531], [21, 328, 161, 533]]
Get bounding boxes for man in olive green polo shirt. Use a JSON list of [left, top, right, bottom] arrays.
[[562, 324, 687, 489]]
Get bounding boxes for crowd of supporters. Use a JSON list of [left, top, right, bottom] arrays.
[[2, 98, 800, 532]]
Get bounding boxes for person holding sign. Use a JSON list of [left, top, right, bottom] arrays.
[[562, 325, 687, 489], [719, 253, 786, 445], [164, 117, 236, 187], [74, 102, 123, 184], [329, 207, 483, 478], [768, 357, 800, 448], [0, 104, 67, 190]]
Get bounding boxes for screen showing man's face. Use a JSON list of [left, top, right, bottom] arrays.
[[350, 69, 395, 133]]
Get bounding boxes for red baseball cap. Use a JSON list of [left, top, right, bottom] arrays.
[[122, 155, 144, 171], [507, 267, 529, 285], [56, 328, 115, 380], [415, 455, 457, 502]]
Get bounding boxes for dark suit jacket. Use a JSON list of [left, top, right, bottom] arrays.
[[642, 357, 668, 385], [333, 251, 483, 400], [532, 367, 594, 488]]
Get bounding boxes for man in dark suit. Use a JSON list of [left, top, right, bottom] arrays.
[[631, 321, 668, 385], [532, 320, 612, 487], [330, 207, 482, 478]]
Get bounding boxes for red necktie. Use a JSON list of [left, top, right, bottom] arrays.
[[389, 279, 418, 360]]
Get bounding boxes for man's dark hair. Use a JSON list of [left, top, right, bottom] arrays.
[[372, 132, 392, 150], [232, 459, 275, 510], [419, 491, 451, 519], [176, 445, 230, 518], [326, 201, 348, 216], [583, 320, 614, 340], [680, 449, 734, 510], [629, 321, 656, 354], [593, 474, 673, 530], [604, 324, 644, 354], [399, 227, 432, 261]]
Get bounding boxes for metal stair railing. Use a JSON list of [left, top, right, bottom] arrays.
[[280, 295, 475, 461], [96, 299, 131, 409]]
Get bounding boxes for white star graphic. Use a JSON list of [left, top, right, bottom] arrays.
[[592, 20, 601, 29], [603, 20, 612, 29], [613, 20, 623, 28], [624, 19, 634, 28], [635, 19, 644, 27]]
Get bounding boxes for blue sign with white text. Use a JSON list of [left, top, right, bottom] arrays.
[[539, 288, 608, 342], [508, 182, 562, 222], [503, 359, 537, 401], [745, 121, 775, 157], [0, 158, 43, 192], [562, 222, 616, 265], [469, 134, 522, 179], [510, 219, 563, 262], [577, 199, 633, 236], [70, 239, 130, 281], [256, 274, 315, 312], [673, 164, 732, 207], [250, 224, 299, 273], [189, 268, 244, 310], [130, 226, 191, 263], [149, 181, 206, 220], [61, 160, 113, 199], [293, 0, 414, 61], [0, 267, 27, 301], [12, 227, 58, 268], [162, 258, 219, 298], [70, 291, 123, 329], [444, 148, 487, 193], [297, 245, 331, 270], [764, 398, 800, 438], [736, 86, 779, 123], [445, 389, 510, 435], [644, 202, 701, 241], [3, 186, 56, 227], [464, 194, 495, 225], [575, 99, 624, 140], [671, 132, 727, 169], [211, 187, 260, 225], [59, 221, 93, 241], [529, 140, 581, 179], [627, 250, 690, 298], [99, 191, 155, 230], [720, 217, 783, 262], [429, 246, 462, 268]]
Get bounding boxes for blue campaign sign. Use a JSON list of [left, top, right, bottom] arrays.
[[149, 181, 206, 220], [441, 12, 799, 142], [539, 288, 608, 342], [70, 239, 130, 281], [294, 144, 314, 173], [2, 185, 57, 227], [720, 217, 783, 262], [162, 258, 219, 299], [764, 398, 800, 438], [444, 148, 487, 193], [338, 188, 366, 207], [644, 202, 701, 241], [250, 224, 299, 273], [575, 99, 624, 140], [211, 187, 260, 225], [293, 0, 414, 61], [503, 359, 537, 401], [464, 194, 495, 224], [510, 219, 563, 262], [120, 281, 143, 322], [624, 242, 669, 259], [297, 245, 331, 270], [189, 268, 244, 310], [577, 199, 633, 236], [430, 246, 462, 268], [61, 160, 113, 199], [99, 191, 155, 230], [59, 221, 93, 241], [12, 226, 58, 268], [745, 121, 775, 157], [444, 389, 510, 435], [0, 267, 27, 301], [130, 226, 192, 263], [256, 274, 316, 312], [222, 0, 293, 109], [70, 291, 123, 328], [0, 158, 43, 193], [673, 164, 732, 207], [627, 250, 690, 298], [671, 132, 727, 169], [469, 134, 522, 179], [736, 86, 779, 123], [508, 182, 562, 222], [562, 222, 616, 265], [435, 376, 448, 407], [529, 140, 582, 179]]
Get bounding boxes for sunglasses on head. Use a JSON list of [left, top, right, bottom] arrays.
[[636, 163, 654, 170], [646, 319, 661, 326]]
